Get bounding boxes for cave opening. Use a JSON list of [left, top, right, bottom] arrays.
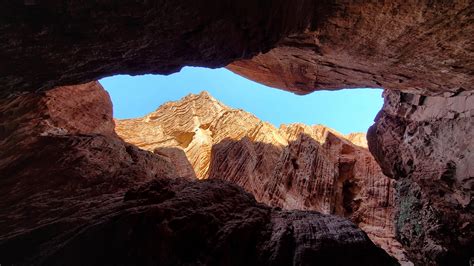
[[98, 65, 384, 182], [95, 67, 400, 260], [98, 66, 389, 220], [1, 1, 471, 265]]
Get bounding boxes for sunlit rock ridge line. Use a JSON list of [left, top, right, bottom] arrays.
[[116, 91, 368, 178], [115, 91, 409, 263]]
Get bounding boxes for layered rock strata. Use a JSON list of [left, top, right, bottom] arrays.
[[0, 82, 395, 265], [115, 91, 287, 179], [368, 90, 474, 265], [116, 92, 409, 263]]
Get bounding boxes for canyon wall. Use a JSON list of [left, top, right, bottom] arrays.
[[0, 82, 396, 265], [115, 92, 409, 263], [368, 90, 474, 265]]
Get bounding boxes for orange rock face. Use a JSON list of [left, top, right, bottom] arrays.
[[116, 91, 287, 179], [116, 92, 410, 263], [1, 2, 472, 265]]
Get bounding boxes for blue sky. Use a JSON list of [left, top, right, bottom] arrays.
[[100, 67, 383, 135]]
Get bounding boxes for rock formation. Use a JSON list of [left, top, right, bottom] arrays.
[[0, 82, 179, 257], [1, 2, 471, 96], [116, 91, 287, 179], [115, 92, 409, 263], [0, 82, 396, 265], [368, 90, 474, 265], [154, 147, 197, 180], [0, 1, 472, 265]]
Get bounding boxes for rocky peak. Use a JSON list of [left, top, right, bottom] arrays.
[[346, 132, 368, 148], [116, 92, 366, 178], [147, 91, 227, 120], [116, 91, 287, 178]]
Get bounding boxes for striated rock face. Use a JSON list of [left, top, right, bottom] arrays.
[[228, 2, 473, 96], [116, 91, 287, 179], [0, 82, 396, 265], [368, 90, 474, 265], [116, 92, 409, 263], [210, 125, 408, 263], [154, 147, 197, 180]]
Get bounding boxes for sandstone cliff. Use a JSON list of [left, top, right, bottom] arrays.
[[115, 92, 409, 263], [0, 81, 179, 247], [116, 91, 287, 179], [1, 2, 471, 97]]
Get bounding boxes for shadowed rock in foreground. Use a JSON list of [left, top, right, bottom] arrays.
[[1, 2, 471, 97], [21, 178, 396, 266]]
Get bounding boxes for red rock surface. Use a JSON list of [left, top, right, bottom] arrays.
[[0, 81, 396, 265], [0, 82, 179, 244], [4, 178, 395, 265], [116, 92, 409, 263], [154, 147, 197, 180], [368, 90, 474, 265], [115, 91, 287, 179], [210, 126, 409, 264], [228, 2, 473, 95]]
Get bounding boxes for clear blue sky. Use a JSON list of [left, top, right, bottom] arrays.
[[100, 67, 383, 135]]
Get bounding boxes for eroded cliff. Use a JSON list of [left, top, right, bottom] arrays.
[[1, 2, 471, 97], [115, 92, 409, 263]]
